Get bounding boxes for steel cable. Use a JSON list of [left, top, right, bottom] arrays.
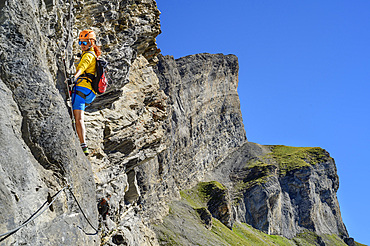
[[0, 187, 67, 241]]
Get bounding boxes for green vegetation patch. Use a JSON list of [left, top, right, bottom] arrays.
[[233, 174, 272, 194], [292, 230, 348, 246], [266, 145, 331, 175], [211, 220, 252, 245], [232, 161, 275, 204], [231, 145, 333, 205], [156, 182, 351, 246], [233, 222, 295, 246], [321, 234, 349, 246], [234, 145, 331, 192], [293, 230, 323, 246], [180, 181, 226, 208]]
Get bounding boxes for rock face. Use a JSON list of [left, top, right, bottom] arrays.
[[154, 53, 247, 189], [154, 54, 352, 243], [85, 54, 169, 245], [0, 0, 354, 245], [0, 0, 98, 245], [207, 143, 349, 239]]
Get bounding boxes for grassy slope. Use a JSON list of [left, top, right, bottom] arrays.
[[233, 145, 333, 202], [153, 146, 365, 245], [153, 180, 358, 246], [265, 145, 333, 175]]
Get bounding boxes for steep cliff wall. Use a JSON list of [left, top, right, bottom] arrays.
[[153, 55, 354, 245], [85, 54, 170, 245], [206, 143, 349, 239], [154, 53, 247, 189]]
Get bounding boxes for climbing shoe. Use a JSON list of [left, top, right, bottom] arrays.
[[81, 143, 89, 156]]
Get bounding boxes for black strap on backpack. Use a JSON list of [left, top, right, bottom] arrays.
[[84, 51, 108, 94]]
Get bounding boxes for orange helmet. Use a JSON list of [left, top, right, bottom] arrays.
[[79, 29, 96, 40]]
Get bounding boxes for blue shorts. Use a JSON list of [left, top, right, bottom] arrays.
[[71, 86, 96, 111]]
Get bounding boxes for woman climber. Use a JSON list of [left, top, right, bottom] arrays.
[[71, 29, 101, 155]]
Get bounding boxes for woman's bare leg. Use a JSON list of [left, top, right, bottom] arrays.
[[73, 109, 85, 144]]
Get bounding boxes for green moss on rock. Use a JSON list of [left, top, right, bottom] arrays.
[[293, 230, 348, 246], [181, 181, 227, 208]]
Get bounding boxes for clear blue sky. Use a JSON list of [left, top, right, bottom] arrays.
[[156, 0, 369, 244]]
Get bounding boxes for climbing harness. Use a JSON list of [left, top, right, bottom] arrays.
[[0, 185, 98, 242], [81, 51, 109, 95]]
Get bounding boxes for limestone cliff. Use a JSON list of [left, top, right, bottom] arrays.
[[0, 0, 357, 246], [153, 55, 354, 245], [206, 143, 348, 239], [154, 53, 246, 189]]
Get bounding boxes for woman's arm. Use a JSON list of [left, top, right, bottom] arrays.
[[74, 69, 83, 80]]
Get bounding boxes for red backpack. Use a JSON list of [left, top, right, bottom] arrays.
[[86, 51, 108, 94]]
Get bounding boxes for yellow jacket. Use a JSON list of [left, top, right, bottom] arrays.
[[75, 48, 96, 92]]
